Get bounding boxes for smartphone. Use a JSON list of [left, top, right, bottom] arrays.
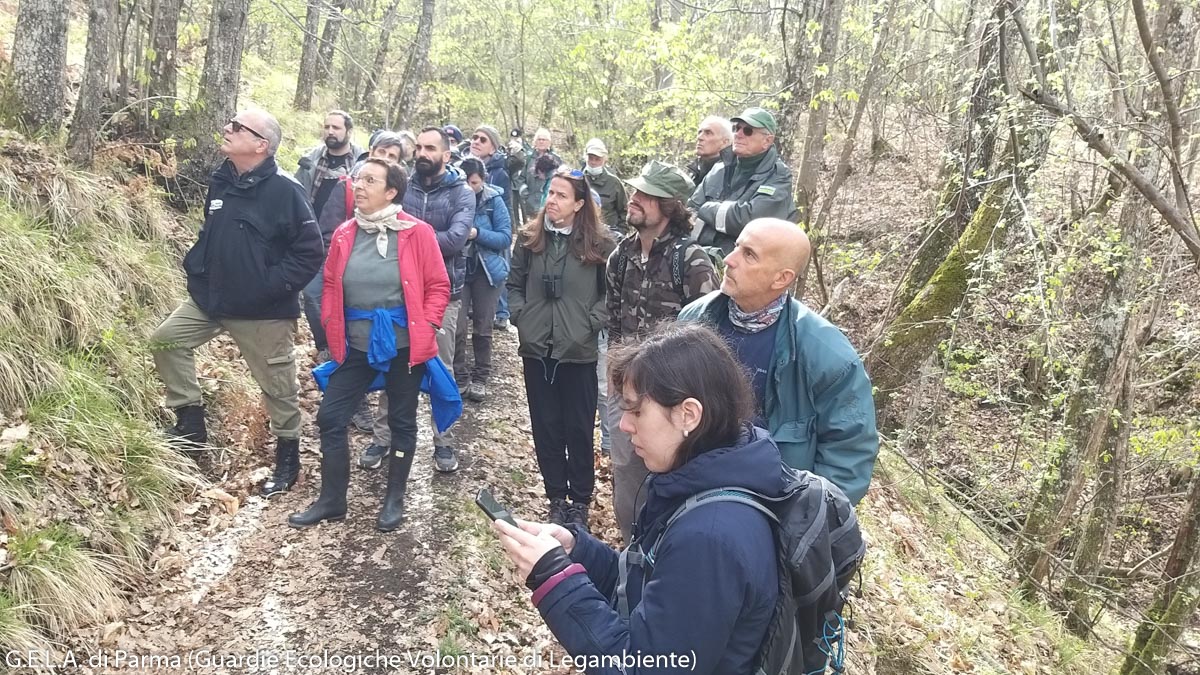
[[475, 488, 518, 527]]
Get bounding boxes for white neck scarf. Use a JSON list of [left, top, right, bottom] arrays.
[[355, 203, 409, 257]]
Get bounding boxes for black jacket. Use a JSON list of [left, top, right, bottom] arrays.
[[183, 157, 323, 319]]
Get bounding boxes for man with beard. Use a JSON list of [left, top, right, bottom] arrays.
[[360, 127, 474, 474], [604, 160, 718, 543], [294, 110, 363, 361]]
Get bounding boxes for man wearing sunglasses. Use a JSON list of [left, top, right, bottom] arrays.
[[151, 108, 324, 498], [687, 107, 799, 256]]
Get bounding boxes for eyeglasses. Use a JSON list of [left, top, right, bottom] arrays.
[[554, 166, 586, 180], [732, 122, 760, 137], [229, 118, 267, 141], [471, 134, 491, 143], [352, 175, 384, 186]]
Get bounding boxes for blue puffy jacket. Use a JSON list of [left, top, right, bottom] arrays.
[[466, 184, 512, 287], [482, 152, 513, 212], [537, 426, 783, 674], [404, 167, 475, 298]]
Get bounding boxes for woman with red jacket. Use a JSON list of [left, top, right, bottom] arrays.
[[289, 158, 450, 532]]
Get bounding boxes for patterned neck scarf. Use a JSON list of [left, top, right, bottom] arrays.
[[354, 203, 409, 257], [728, 294, 787, 334]]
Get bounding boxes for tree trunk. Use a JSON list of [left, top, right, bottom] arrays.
[[185, 0, 249, 178], [315, 0, 347, 86], [887, 4, 1005, 313], [868, 179, 1009, 425], [148, 0, 181, 99], [360, 0, 403, 112], [1120, 476, 1200, 675], [294, 0, 321, 110], [775, 0, 818, 163], [795, 0, 846, 224], [67, 0, 117, 165], [389, 0, 435, 129], [11, 0, 70, 132], [1062, 358, 1132, 636]]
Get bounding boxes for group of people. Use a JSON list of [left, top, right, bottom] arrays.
[[147, 103, 879, 671]]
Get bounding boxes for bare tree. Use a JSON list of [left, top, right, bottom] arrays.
[[795, 0, 846, 224], [389, 0, 435, 128], [185, 0, 250, 177], [11, 0, 70, 132], [294, 0, 322, 110], [315, 0, 347, 86], [68, 0, 117, 164], [360, 0, 404, 112], [148, 0, 182, 99]]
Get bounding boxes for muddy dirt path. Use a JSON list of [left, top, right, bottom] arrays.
[[91, 330, 620, 674]]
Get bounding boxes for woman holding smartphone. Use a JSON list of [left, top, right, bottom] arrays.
[[490, 323, 784, 674]]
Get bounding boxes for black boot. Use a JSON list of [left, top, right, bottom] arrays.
[[261, 437, 301, 498], [166, 404, 207, 446], [377, 448, 416, 532], [287, 448, 349, 528]]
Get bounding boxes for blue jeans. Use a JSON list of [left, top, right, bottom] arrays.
[[302, 266, 327, 350]]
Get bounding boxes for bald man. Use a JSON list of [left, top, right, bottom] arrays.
[[678, 218, 878, 504], [152, 108, 323, 499]]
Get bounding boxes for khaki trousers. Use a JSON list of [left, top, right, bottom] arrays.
[[150, 298, 301, 438]]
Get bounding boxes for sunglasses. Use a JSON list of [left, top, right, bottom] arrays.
[[732, 122, 763, 136], [471, 134, 491, 143], [229, 118, 267, 141], [555, 166, 586, 180]]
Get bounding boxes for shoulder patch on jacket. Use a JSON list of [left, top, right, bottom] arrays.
[[756, 185, 777, 196]]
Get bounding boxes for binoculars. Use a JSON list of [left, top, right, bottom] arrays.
[[542, 273, 564, 299]]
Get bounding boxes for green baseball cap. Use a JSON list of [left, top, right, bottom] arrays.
[[731, 107, 779, 135], [624, 160, 695, 201]]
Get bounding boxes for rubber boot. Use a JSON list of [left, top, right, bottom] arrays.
[[261, 437, 301, 498], [287, 447, 349, 528], [167, 404, 208, 446], [376, 448, 416, 532]]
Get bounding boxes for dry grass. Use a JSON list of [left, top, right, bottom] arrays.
[[0, 140, 213, 652]]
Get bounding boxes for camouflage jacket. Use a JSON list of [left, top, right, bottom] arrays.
[[604, 231, 718, 344]]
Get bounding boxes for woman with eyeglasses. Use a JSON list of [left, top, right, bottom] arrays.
[[289, 158, 450, 532], [453, 157, 512, 402], [507, 166, 614, 529]]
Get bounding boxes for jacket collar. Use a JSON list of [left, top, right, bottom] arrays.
[[699, 291, 802, 365], [213, 155, 280, 191]]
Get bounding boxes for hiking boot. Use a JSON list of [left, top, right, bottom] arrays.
[[465, 382, 486, 403], [433, 445, 459, 473], [261, 437, 301, 497], [166, 404, 207, 446], [548, 498, 570, 527], [377, 449, 416, 532], [350, 396, 375, 432], [493, 318, 509, 331], [566, 502, 590, 531], [287, 448, 349, 528], [359, 443, 389, 471]]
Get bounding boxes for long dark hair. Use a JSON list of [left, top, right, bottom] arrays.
[[660, 197, 692, 238], [609, 322, 754, 471], [518, 169, 612, 265]]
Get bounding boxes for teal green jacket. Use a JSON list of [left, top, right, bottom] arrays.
[[678, 291, 878, 503]]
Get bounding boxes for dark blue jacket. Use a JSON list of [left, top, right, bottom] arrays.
[[481, 152, 513, 212], [539, 426, 783, 674], [183, 157, 323, 319], [466, 184, 512, 287], [403, 167, 475, 298]]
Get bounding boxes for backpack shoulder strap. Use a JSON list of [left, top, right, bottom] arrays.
[[670, 237, 692, 300], [647, 488, 778, 565]]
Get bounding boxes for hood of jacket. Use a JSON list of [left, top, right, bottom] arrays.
[[645, 425, 787, 511]]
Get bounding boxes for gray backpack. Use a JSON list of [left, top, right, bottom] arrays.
[[617, 466, 864, 674]]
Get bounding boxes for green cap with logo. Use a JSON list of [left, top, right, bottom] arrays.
[[731, 107, 779, 135], [624, 160, 695, 201]]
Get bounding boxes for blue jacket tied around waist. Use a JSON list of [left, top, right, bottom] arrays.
[[312, 306, 461, 433]]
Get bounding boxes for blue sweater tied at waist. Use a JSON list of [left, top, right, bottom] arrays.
[[312, 306, 461, 433]]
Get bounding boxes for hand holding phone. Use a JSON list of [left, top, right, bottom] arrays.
[[476, 488, 518, 527]]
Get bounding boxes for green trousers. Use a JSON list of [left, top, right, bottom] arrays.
[[150, 298, 301, 439]]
